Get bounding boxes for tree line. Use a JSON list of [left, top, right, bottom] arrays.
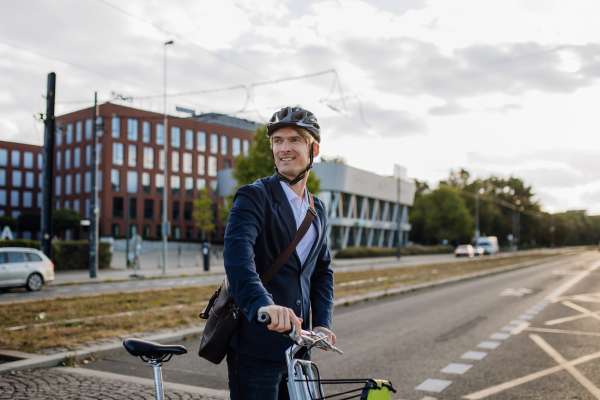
[[409, 169, 600, 248]]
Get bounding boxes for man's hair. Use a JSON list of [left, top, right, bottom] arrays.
[[268, 127, 315, 149]]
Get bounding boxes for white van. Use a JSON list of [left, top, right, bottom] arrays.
[[476, 236, 499, 255]]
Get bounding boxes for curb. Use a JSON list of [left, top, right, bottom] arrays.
[[0, 253, 575, 375], [58, 367, 230, 399]]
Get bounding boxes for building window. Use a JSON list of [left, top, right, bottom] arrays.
[[0, 169, 5, 186], [172, 201, 180, 221], [11, 150, 20, 167], [98, 170, 103, 191], [156, 123, 164, 145], [171, 126, 181, 148], [127, 171, 138, 193], [37, 192, 41, 207], [56, 151, 61, 171], [183, 153, 192, 174], [143, 225, 150, 237], [185, 177, 193, 198], [142, 172, 150, 193], [97, 143, 102, 164], [65, 149, 71, 169], [197, 178, 206, 191], [113, 197, 124, 218], [128, 197, 137, 219], [23, 192, 32, 208], [224, 159, 232, 169], [56, 128, 62, 146], [144, 199, 153, 220], [112, 143, 124, 165], [74, 147, 81, 168], [111, 169, 120, 192], [186, 226, 194, 239], [159, 149, 165, 171], [11, 191, 19, 207], [0, 189, 5, 206], [55, 176, 61, 196], [64, 200, 70, 210], [38, 153, 43, 169], [210, 180, 219, 199], [185, 129, 193, 150], [127, 118, 138, 141], [172, 151, 180, 172], [197, 155, 205, 175], [243, 140, 250, 157], [208, 156, 217, 177], [112, 116, 120, 138], [197, 131, 206, 152], [0, 149, 7, 166], [65, 174, 72, 195], [85, 118, 92, 140], [66, 123, 73, 144], [73, 199, 79, 212], [184, 202, 193, 221], [142, 121, 151, 143], [38, 173, 42, 188], [156, 174, 164, 195], [84, 171, 91, 193], [24, 152, 34, 169], [12, 170, 22, 187], [85, 145, 91, 166], [75, 173, 81, 194], [173, 226, 181, 239], [232, 138, 241, 157], [171, 175, 181, 196], [143, 147, 154, 169], [75, 121, 82, 142], [210, 134, 218, 154], [85, 198, 90, 219], [25, 172, 34, 188], [97, 116, 104, 136], [221, 136, 228, 155], [128, 144, 137, 167], [156, 224, 161, 237], [111, 223, 120, 236]]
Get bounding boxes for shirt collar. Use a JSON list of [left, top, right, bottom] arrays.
[[279, 181, 306, 204]]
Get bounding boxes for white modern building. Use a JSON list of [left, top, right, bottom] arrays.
[[219, 162, 416, 251], [312, 162, 415, 250]]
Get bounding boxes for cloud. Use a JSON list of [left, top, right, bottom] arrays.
[[428, 101, 467, 116]]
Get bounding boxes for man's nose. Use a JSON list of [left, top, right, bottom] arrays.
[[280, 140, 292, 152]]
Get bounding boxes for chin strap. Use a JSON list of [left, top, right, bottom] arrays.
[[274, 144, 314, 186]]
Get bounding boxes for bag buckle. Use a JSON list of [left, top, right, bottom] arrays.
[[308, 205, 317, 216]]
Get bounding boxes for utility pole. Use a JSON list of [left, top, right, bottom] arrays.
[[41, 73, 56, 258], [89, 92, 99, 278], [395, 164, 402, 259], [550, 215, 555, 249], [475, 181, 480, 246], [126, 193, 130, 269], [162, 40, 174, 275]]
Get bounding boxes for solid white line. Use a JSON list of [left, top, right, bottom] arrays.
[[510, 323, 530, 335], [530, 334, 600, 399], [525, 327, 600, 337], [562, 301, 600, 322]]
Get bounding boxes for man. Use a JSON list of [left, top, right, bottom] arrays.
[[223, 106, 335, 400]]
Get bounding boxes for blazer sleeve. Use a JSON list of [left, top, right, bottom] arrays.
[[310, 215, 334, 330], [223, 184, 275, 322]]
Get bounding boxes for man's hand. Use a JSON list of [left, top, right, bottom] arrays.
[[258, 305, 303, 337], [313, 326, 336, 346]]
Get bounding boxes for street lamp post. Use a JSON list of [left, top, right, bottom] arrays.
[[162, 40, 173, 275]]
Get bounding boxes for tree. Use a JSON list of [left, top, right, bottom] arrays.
[[320, 155, 347, 164], [194, 188, 215, 240], [52, 209, 81, 234], [17, 211, 41, 232], [409, 186, 473, 245], [0, 216, 16, 231]]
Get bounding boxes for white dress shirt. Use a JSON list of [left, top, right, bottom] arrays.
[[279, 181, 317, 267]]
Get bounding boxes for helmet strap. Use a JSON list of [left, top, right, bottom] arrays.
[[274, 143, 314, 187]]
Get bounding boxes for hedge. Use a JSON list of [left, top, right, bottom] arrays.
[[334, 245, 455, 259], [0, 240, 112, 270]]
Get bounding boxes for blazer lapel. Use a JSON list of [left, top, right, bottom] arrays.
[[269, 175, 297, 243], [300, 195, 322, 274]]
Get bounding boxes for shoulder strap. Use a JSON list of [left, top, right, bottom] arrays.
[[260, 193, 316, 285]]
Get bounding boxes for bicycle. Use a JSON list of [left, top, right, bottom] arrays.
[[123, 318, 396, 400]]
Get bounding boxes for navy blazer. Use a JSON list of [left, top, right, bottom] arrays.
[[223, 174, 334, 362]]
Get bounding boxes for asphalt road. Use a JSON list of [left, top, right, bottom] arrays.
[[82, 250, 600, 399]]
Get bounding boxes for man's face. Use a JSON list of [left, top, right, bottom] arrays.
[[272, 127, 317, 179]]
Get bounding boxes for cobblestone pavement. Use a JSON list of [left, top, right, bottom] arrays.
[[0, 368, 227, 400]]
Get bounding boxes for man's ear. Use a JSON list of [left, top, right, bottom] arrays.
[[313, 143, 320, 157]]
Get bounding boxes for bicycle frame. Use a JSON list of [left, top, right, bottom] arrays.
[[286, 343, 325, 400]]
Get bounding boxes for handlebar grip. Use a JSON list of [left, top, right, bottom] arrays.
[[257, 312, 271, 324]]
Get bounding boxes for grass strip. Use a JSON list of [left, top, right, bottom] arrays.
[[0, 252, 566, 353]]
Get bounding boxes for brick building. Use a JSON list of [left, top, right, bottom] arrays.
[[53, 103, 257, 241], [0, 140, 44, 238]]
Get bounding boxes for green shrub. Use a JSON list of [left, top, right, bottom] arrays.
[[335, 245, 454, 259], [0, 240, 112, 270]]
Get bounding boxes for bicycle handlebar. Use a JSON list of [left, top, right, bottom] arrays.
[[257, 312, 343, 355]]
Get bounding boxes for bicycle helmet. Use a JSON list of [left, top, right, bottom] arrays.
[[267, 106, 321, 186]]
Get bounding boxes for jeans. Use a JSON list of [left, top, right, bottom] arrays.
[[227, 346, 290, 400]]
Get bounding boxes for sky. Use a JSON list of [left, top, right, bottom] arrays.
[[1, 0, 599, 214]]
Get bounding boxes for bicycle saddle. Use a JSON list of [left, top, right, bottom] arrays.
[[123, 338, 187, 359]]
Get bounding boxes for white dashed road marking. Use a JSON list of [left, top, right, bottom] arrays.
[[461, 351, 487, 360], [490, 333, 510, 340], [441, 363, 473, 374], [415, 379, 452, 393], [500, 288, 533, 297], [477, 341, 500, 350]]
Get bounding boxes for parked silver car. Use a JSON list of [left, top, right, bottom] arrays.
[[0, 248, 55, 291]]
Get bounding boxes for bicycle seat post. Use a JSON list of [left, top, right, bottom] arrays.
[[149, 358, 165, 400]]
